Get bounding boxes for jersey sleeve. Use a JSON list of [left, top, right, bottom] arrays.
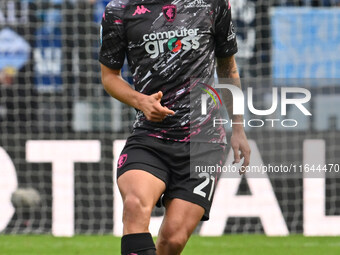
[[99, 2, 127, 70], [214, 0, 238, 58]]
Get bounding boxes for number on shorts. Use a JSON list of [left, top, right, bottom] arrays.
[[193, 173, 215, 201]]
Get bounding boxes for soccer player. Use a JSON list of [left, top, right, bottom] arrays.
[[99, 0, 250, 254]]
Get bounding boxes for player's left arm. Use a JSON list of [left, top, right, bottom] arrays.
[[216, 56, 250, 173]]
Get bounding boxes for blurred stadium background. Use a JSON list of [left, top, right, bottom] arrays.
[[1, 0, 340, 254]]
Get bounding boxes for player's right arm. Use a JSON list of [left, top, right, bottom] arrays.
[[100, 65, 174, 122], [99, 2, 173, 122]]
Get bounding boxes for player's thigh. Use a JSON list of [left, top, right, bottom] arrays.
[[118, 169, 166, 207]]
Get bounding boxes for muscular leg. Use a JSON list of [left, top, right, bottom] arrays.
[[118, 170, 166, 255], [118, 170, 166, 234], [156, 199, 204, 255]]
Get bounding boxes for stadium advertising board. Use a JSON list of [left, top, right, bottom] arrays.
[[271, 8, 340, 80], [1, 136, 340, 236]]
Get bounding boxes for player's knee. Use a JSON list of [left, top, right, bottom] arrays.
[[158, 225, 189, 251], [159, 232, 188, 251], [122, 195, 152, 223]]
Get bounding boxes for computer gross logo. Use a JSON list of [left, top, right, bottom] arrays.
[[143, 28, 200, 58]]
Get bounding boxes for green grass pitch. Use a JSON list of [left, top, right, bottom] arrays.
[[1, 235, 340, 255]]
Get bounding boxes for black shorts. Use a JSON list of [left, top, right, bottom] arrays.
[[117, 135, 227, 221]]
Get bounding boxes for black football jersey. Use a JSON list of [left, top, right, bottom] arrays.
[[99, 0, 237, 142]]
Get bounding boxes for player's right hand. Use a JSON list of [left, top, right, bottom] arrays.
[[140, 91, 175, 122]]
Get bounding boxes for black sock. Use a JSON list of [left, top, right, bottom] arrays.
[[121, 232, 156, 255]]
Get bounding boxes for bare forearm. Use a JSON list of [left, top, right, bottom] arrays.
[[216, 56, 243, 126], [101, 67, 145, 110], [217, 56, 250, 172], [100, 64, 174, 122]]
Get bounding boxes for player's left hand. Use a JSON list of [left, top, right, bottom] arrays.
[[230, 128, 251, 175]]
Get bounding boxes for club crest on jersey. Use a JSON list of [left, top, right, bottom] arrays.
[[117, 154, 128, 168], [162, 5, 176, 22]]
